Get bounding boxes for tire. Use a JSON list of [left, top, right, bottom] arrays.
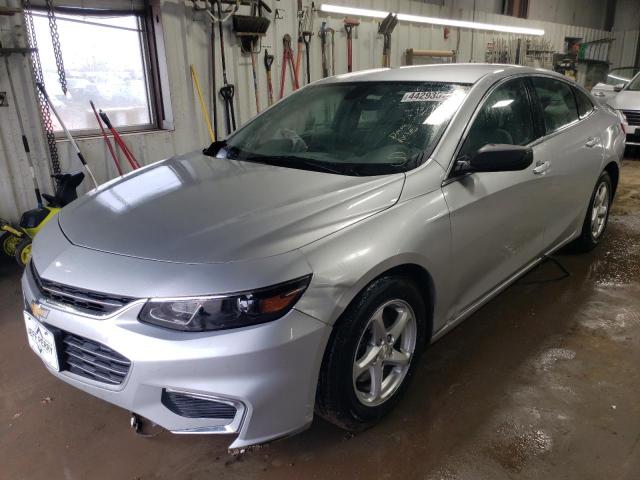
[[568, 171, 613, 253], [316, 276, 427, 431], [1, 231, 21, 258], [14, 237, 32, 267]]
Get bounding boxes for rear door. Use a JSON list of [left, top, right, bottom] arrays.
[[529, 77, 604, 248], [442, 77, 547, 316]]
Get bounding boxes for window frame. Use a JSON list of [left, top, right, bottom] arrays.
[[447, 75, 541, 181], [34, 1, 172, 138], [446, 73, 600, 182], [457, 77, 538, 158], [572, 86, 595, 119]]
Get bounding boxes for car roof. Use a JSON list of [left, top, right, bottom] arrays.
[[318, 63, 556, 85]]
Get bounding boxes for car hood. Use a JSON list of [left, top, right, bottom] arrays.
[[59, 151, 405, 264], [608, 90, 640, 110]]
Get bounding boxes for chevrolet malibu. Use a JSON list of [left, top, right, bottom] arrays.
[[23, 64, 625, 450]]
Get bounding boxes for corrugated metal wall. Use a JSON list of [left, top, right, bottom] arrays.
[[0, 0, 622, 222], [609, 29, 640, 67]]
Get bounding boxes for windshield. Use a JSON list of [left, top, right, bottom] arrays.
[[627, 72, 640, 91], [607, 68, 639, 86], [210, 81, 469, 176]]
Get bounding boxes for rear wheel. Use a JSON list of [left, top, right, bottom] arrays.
[[316, 276, 427, 431], [14, 237, 32, 267], [569, 170, 613, 252]]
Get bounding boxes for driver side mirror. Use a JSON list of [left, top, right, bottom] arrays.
[[456, 144, 533, 174], [203, 140, 228, 157], [613, 83, 625, 92]]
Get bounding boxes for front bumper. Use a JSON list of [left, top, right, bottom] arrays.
[[21, 267, 331, 450], [622, 118, 640, 145]]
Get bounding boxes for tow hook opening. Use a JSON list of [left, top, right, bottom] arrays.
[[130, 412, 163, 438]]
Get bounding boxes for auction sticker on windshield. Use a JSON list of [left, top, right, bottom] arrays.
[[401, 91, 452, 102], [24, 311, 60, 371]]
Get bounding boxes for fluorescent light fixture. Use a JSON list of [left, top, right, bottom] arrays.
[[320, 4, 388, 18], [320, 4, 545, 36]]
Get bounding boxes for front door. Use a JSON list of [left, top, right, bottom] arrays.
[[442, 77, 547, 316]]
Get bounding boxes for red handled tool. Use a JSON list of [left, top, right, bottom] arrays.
[[98, 110, 140, 171], [280, 34, 299, 99], [344, 18, 359, 73], [90, 100, 122, 176]]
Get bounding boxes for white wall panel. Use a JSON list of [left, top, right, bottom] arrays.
[[609, 29, 639, 67], [0, 0, 614, 222]]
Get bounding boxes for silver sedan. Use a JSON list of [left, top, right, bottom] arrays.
[[23, 64, 625, 450]]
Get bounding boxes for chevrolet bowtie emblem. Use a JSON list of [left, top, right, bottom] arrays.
[[30, 302, 49, 320]]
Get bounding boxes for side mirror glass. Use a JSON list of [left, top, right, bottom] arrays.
[[458, 144, 533, 173]]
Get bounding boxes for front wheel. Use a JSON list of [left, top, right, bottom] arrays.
[[14, 237, 32, 267], [569, 171, 613, 252], [316, 276, 427, 431]]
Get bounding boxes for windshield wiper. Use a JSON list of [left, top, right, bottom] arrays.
[[244, 155, 358, 176], [393, 152, 424, 170]]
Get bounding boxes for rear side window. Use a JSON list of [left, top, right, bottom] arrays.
[[531, 77, 579, 133], [574, 88, 594, 118], [459, 78, 535, 158]]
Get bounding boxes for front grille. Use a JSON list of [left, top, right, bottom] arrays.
[[60, 331, 131, 385], [31, 263, 135, 316], [622, 110, 640, 126], [161, 390, 237, 420], [627, 132, 640, 144]]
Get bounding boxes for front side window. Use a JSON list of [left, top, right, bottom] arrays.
[[216, 81, 470, 176], [33, 10, 156, 133], [531, 77, 579, 133], [459, 78, 535, 159]]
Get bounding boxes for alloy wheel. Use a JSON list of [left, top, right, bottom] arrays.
[[591, 181, 609, 239], [352, 299, 417, 407]]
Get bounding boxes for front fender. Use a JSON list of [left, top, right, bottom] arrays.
[[297, 187, 453, 334]]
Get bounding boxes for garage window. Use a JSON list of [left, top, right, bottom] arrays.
[[29, 1, 171, 135]]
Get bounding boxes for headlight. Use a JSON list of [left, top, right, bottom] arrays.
[[138, 275, 312, 331]]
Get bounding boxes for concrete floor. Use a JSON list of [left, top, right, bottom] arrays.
[[1, 158, 640, 480]]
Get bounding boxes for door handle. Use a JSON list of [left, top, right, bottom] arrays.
[[585, 137, 600, 148], [532, 161, 550, 175]]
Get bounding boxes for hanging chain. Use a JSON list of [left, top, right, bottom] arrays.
[[23, 0, 61, 175], [45, 0, 67, 94]]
